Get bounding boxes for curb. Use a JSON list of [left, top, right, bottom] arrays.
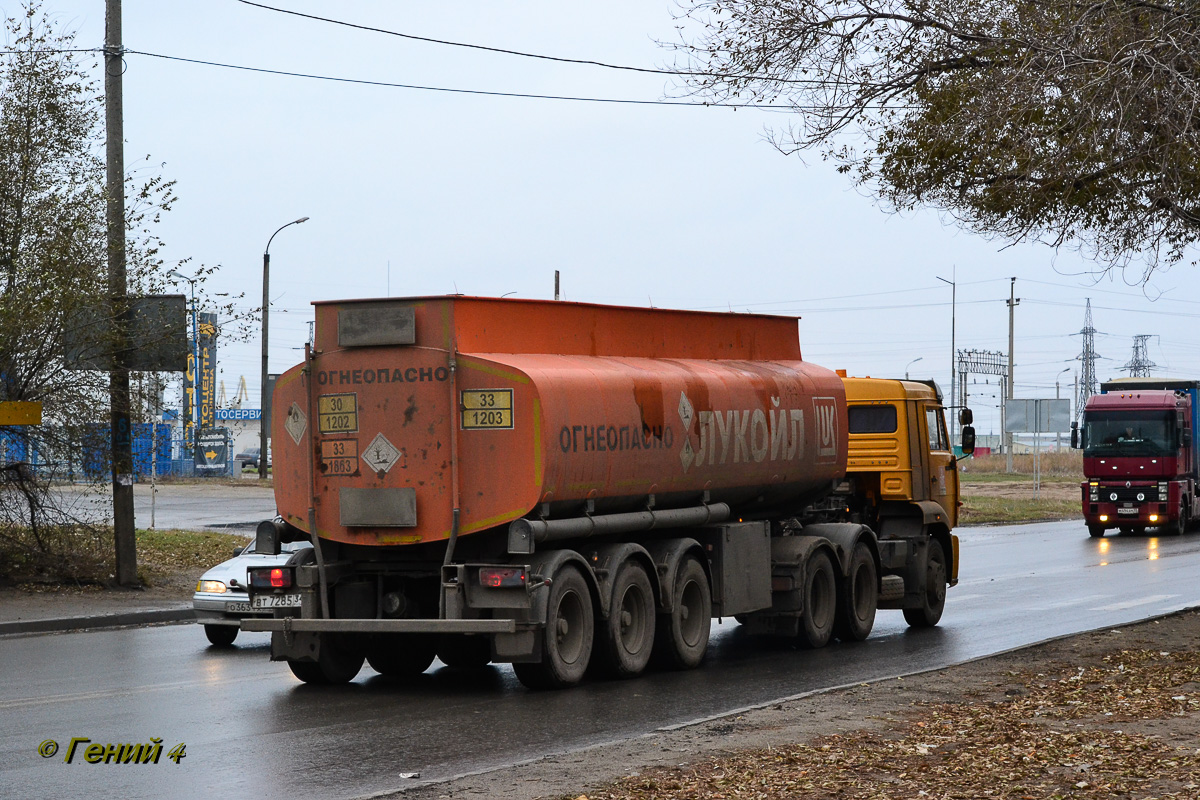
[[0, 608, 196, 636]]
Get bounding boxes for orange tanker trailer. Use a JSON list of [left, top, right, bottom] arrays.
[[244, 296, 974, 687]]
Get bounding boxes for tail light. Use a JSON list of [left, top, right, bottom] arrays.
[[249, 567, 293, 589], [479, 567, 526, 588]]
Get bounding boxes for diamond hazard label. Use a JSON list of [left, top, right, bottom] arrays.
[[362, 433, 403, 474], [284, 402, 307, 445]]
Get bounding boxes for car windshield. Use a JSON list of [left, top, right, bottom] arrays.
[[1083, 409, 1175, 457]]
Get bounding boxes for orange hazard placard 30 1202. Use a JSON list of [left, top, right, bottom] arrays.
[[317, 393, 358, 434]]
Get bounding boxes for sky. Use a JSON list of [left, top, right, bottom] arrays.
[[19, 0, 1200, 440]]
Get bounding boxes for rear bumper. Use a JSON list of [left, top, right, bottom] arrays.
[[240, 618, 519, 634]]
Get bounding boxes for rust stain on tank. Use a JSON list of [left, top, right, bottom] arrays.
[[403, 394, 418, 425]]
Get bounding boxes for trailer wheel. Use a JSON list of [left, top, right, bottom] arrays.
[[513, 564, 593, 689], [653, 555, 711, 670], [592, 560, 656, 679], [798, 550, 836, 648], [1087, 524, 1106, 538], [204, 624, 238, 647], [437, 635, 492, 669], [288, 635, 364, 684], [367, 634, 436, 677], [833, 542, 878, 642], [903, 540, 947, 628]]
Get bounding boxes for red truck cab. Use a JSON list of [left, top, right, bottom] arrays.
[[1080, 382, 1198, 537]]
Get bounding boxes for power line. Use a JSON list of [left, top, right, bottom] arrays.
[[124, 48, 794, 108], [233, 0, 827, 86]]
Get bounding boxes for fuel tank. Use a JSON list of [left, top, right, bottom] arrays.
[[272, 296, 848, 547]]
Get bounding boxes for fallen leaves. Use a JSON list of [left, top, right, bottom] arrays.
[[560, 647, 1200, 800]]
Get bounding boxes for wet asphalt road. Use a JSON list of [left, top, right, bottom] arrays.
[[3, 520, 1199, 800], [51, 483, 277, 533]]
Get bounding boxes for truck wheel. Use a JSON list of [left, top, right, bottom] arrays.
[[513, 564, 593, 689], [1169, 504, 1188, 536], [204, 624, 238, 647], [653, 555, 711, 670], [592, 560, 656, 679], [288, 635, 364, 684], [367, 634, 436, 676], [833, 543, 878, 642], [903, 540, 947, 628], [437, 635, 492, 669], [1087, 524, 1106, 538], [798, 550, 836, 648]]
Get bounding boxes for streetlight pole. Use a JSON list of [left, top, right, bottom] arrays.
[[905, 357, 923, 380], [935, 273, 956, 438], [1056, 367, 1070, 451], [261, 217, 309, 480], [167, 270, 198, 460]]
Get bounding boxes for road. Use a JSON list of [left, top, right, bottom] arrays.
[[50, 483, 277, 532], [2, 520, 1199, 800]]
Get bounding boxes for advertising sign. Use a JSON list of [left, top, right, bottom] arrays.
[[197, 312, 218, 432], [194, 427, 230, 474]]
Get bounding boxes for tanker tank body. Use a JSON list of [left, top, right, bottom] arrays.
[[245, 296, 960, 689]]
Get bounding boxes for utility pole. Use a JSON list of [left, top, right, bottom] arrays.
[[1006, 277, 1019, 473], [105, 0, 136, 585]]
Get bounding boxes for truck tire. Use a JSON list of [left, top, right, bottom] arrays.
[[513, 564, 594, 689], [1169, 504, 1188, 536], [204, 624, 238, 647], [1087, 524, 1106, 538], [437, 635, 491, 670], [367, 634, 436, 677], [653, 555, 711, 670], [288, 635, 365, 684], [798, 550, 836, 648], [592, 560, 656, 679], [903, 540, 947, 628], [833, 542, 878, 642]]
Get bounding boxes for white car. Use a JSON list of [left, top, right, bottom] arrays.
[[193, 538, 312, 646]]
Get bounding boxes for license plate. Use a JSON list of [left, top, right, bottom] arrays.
[[226, 602, 253, 613], [1116, 507, 1139, 515], [251, 593, 302, 609]]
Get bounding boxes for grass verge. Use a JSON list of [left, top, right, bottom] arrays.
[[136, 528, 250, 583], [959, 494, 1080, 525]]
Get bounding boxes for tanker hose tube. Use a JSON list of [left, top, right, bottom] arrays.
[[510, 502, 731, 545]]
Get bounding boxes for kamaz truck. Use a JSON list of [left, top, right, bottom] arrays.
[[243, 296, 974, 687], [1076, 377, 1200, 538]]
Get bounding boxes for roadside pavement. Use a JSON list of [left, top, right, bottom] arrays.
[[0, 584, 195, 636]]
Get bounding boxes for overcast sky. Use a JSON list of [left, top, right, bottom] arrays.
[[23, 0, 1200, 438]]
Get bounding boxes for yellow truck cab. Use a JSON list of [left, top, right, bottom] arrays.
[[840, 376, 966, 590]]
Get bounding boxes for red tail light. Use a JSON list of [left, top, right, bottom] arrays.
[[479, 567, 526, 588], [249, 566, 293, 589]]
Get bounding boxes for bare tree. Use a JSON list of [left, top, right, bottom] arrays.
[[675, 0, 1200, 278]]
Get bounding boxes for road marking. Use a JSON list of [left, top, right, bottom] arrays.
[[1092, 594, 1176, 612], [1024, 595, 1107, 611]]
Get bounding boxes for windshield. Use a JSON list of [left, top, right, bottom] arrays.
[[1083, 410, 1175, 457]]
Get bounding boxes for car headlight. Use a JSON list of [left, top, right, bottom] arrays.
[[196, 580, 228, 594]]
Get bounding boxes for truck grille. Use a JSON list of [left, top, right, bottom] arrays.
[[1099, 486, 1154, 503]]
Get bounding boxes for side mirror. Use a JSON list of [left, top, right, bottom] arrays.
[[960, 425, 976, 456], [1183, 429, 1192, 447], [232, 546, 245, 558], [959, 407, 974, 426], [1071, 421, 1079, 450]]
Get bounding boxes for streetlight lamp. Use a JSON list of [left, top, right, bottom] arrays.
[[261, 216, 309, 480], [905, 357, 924, 380], [167, 270, 199, 456]]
